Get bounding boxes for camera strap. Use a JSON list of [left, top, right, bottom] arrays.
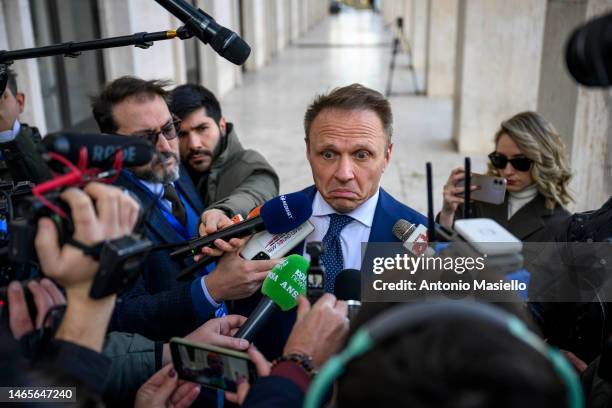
[[65, 238, 105, 261]]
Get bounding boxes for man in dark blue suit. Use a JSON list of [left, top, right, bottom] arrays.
[[298, 83, 427, 286], [91, 77, 277, 340], [239, 83, 427, 358]]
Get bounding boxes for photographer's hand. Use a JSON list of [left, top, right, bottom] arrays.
[[161, 315, 250, 365], [205, 243, 278, 302], [283, 294, 349, 369], [35, 183, 140, 352], [225, 346, 271, 406], [135, 364, 200, 408], [199, 209, 234, 237], [7, 279, 65, 340]]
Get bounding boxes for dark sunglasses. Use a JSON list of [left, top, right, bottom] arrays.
[[130, 118, 181, 145], [488, 152, 533, 172]]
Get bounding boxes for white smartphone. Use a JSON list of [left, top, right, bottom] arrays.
[[458, 173, 507, 205]]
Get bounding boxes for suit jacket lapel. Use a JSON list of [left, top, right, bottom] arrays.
[[175, 165, 204, 215], [115, 173, 186, 245], [292, 186, 318, 256], [368, 188, 394, 243]]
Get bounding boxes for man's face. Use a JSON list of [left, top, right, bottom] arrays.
[[177, 107, 226, 173], [113, 94, 180, 183], [0, 88, 25, 132], [306, 108, 392, 213]]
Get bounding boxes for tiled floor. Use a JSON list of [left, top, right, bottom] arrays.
[[220, 8, 487, 215]]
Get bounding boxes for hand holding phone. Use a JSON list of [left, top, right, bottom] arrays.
[[440, 167, 477, 228], [458, 173, 507, 205], [170, 338, 258, 393]]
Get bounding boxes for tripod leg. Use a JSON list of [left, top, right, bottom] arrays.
[[386, 38, 399, 97], [402, 39, 422, 95]]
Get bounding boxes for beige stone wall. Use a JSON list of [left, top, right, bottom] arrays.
[[427, 0, 458, 97], [452, 0, 547, 153]]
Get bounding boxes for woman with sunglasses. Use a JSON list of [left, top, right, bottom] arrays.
[[439, 111, 573, 242]]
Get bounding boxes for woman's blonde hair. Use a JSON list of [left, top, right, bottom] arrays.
[[488, 111, 573, 209]]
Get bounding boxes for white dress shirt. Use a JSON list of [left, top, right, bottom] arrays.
[[303, 189, 380, 271]]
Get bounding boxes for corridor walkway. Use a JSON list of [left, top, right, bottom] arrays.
[[220, 8, 486, 215]]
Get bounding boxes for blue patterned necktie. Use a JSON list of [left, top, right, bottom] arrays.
[[321, 214, 354, 292]]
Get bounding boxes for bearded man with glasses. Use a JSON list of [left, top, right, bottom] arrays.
[[90, 77, 278, 344]]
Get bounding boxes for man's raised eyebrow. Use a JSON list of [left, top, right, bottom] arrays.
[[316, 142, 375, 151], [351, 143, 375, 151]]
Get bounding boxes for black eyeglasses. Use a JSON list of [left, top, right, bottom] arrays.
[[130, 118, 181, 145], [488, 152, 533, 172]]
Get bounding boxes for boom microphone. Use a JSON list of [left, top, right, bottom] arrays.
[[235, 255, 309, 341], [393, 219, 434, 256], [171, 192, 312, 259], [154, 0, 251, 65], [43, 133, 154, 168]]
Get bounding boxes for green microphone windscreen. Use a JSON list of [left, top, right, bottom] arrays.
[[262, 254, 309, 311]]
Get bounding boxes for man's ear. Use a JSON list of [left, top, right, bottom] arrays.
[[304, 137, 311, 160], [219, 116, 227, 136], [382, 142, 393, 172], [16, 92, 25, 114], [385, 142, 393, 162]]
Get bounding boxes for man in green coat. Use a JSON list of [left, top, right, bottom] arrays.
[[0, 69, 51, 184], [170, 84, 279, 234]]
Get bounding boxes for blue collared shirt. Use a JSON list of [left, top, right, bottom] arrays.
[[0, 119, 20, 143]]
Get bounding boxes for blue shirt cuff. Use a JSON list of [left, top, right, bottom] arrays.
[[0, 120, 21, 143], [190, 277, 221, 322]]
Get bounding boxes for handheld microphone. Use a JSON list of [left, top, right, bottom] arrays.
[[334, 269, 361, 322], [235, 254, 309, 341], [42, 133, 154, 168], [392, 219, 434, 256], [171, 192, 312, 259], [334, 269, 361, 301], [176, 220, 313, 281], [153, 0, 251, 65], [241, 221, 315, 261]]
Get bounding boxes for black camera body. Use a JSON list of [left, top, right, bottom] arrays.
[[8, 192, 73, 265], [0, 182, 38, 287], [89, 234, 153, 299], [6, 191, 152, 299], [306, 241, 326, 303]]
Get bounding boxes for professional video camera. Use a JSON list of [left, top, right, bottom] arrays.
[[0, 133, 155, 299]]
